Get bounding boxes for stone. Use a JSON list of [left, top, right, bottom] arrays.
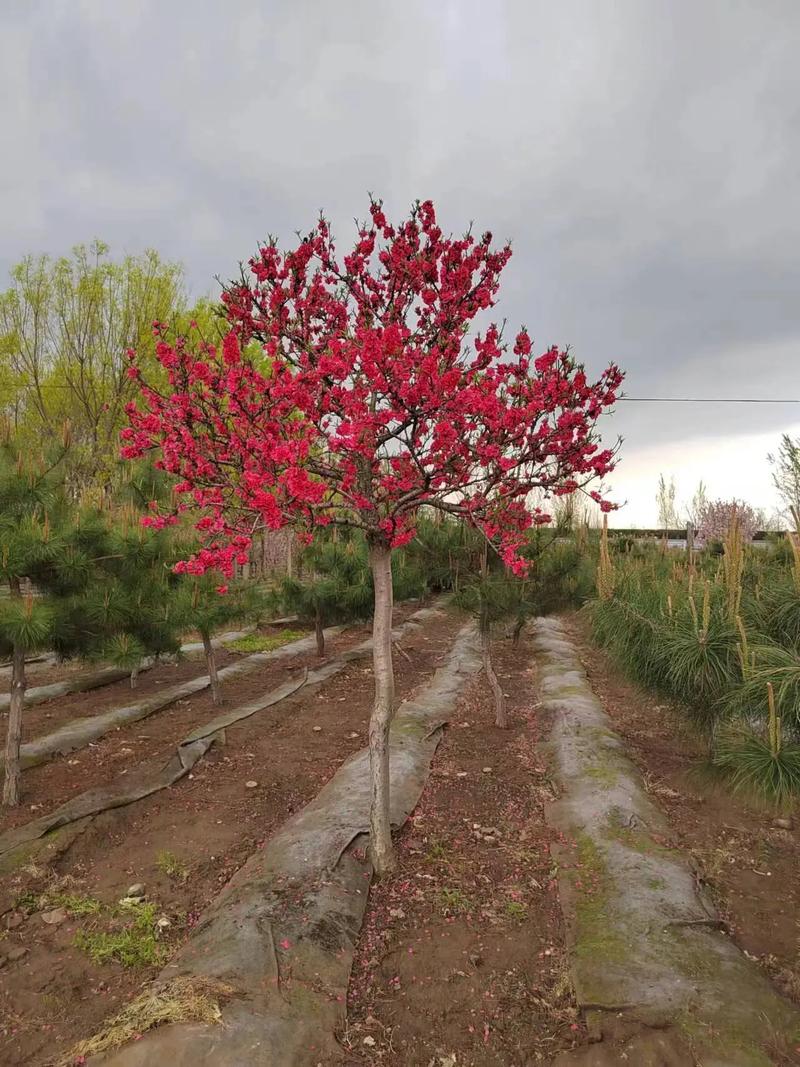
[[126, 883, 146, 897], [245, 781, 258, 789], [312, 726, 323, 733], [772, 816, 794, 830], [40, 907, 67, 926]]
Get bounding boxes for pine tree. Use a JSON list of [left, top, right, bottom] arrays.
[[453, 543, 529, 728], [81, 514, 185, 688], [0, 435, 95, 804], [280, 537, 374, 656], [181, 574, 264, 704]]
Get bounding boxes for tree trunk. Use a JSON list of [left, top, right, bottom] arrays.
[[3, 643, 26, 806], [3, 575, 26, 807], [203, 632, 222, 705], [368, 540, 395, 877], [315, 607, 325, 656], [482, 623, 507, 728], [130, 664, 139, 689]]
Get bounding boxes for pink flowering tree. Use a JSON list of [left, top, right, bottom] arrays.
[[697, 499, 760, 545], [122, 199, 622, 874]]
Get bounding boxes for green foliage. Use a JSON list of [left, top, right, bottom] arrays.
[[0, 597, 54, 658], [0, 242, 186, 489], [712, 726, 800, 808], [406, 516, 483, 594], [227, 629, 304, 654], [587, 533, 800, 800], [280, 535, 374, 627], [155, 850, 189, 882], [75, 901, 163, 968], [182, 573, 269, 643]]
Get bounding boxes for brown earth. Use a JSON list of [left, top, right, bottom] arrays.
[[344, 633, 584, 1067], [10, 649, 239, 745], [0, 606, 462, 1067], [567, 612, 800, 1022]]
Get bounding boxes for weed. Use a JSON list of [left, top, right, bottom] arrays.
[[51, 891, 103, 916], [424, 836, 449, 862], [155, 850, 189, 882], [15, 888, 101, 916], [75, 902, 163, 968], [438, 887, 471, 915], [504, 900, 528, 921]]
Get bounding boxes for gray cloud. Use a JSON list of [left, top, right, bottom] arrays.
[[2, 0, 800, 474]]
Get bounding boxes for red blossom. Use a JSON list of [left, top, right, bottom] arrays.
[[122, 198, 622, 573]]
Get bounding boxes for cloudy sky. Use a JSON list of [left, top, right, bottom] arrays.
[[3, 0, 799, 524]]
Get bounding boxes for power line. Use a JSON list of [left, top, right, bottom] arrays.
[[619, 397, 800, 404]]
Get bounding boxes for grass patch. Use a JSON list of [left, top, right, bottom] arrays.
[[228, 629, 304, 654], [438, 887, 472, 915], [155, 850, 189, 882], [63, 976, 236, 1063], [425, 835, 449, 862], [15, 888, 102, 917], [504, 900, 528, 921], [75, 901, 163, 968]]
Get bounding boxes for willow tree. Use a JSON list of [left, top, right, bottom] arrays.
[[122, 197, 621, 874], [0, 242, 185, 490]]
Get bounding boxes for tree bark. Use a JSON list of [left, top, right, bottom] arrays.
[[315, 606, 325, 656], [368, 540, 395, 877], [203, 632, 222, 705], [130, 664, 139, 689], [482, 623, 507, 728], [3, 643, 25, 806]]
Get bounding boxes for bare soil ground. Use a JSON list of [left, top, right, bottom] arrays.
[[0, 607, 461, 1067], [344, 633, 584, 1067], [568, 612, 800, 1018], [12, 649, 239, 745]]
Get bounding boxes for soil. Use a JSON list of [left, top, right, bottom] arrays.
[[344, 633, 584, 1067], [567, 612, 800, 1015], [0, 627, 373, 834], [11, 649, 238, 745], [0, 606, 465, 1067]]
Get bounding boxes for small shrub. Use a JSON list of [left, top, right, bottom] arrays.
[[712, 726, 800, 808]]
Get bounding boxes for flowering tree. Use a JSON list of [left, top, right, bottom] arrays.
[[121, 199, 622, 874], [698, 499, 759, 545]]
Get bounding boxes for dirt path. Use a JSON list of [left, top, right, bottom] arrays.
[[534, 616, 800, 1067], [567, 611, 800, 1034], [345, 631, 582, 1066], [0, 608, 464, 1067]]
